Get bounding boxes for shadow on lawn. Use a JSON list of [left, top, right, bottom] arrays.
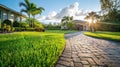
[[84, 33, 120, 45]]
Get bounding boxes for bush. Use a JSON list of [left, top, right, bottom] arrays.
[[13, 21, 20, 27], [6, 25, 11, 32], [26, 28, 35, 31], [2, 24, 12, 32], [1, 20, 15, 33], [34, 22, 45, 32], [35, 28, 45, 32], [20, 22, 29, 28], [14, 27, 37, 31], [14, 27, 21, 31], [95, 22, 120, 32], [2, 19, 12, 26]]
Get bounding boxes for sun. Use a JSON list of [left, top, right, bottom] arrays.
[[87, 19, 92, 23]]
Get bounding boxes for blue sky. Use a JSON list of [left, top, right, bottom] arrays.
[[0, 0, 101, 23]]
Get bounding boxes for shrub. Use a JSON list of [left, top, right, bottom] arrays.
[[26, 28, 35, 31], [2, 24, 13, 32], [6, 25, 11, 32], [14, 27, 21, 31], [11, 27, 15, 32], [13, 21, 20, 27], [34, 22, 45, 32], [15, 27, 36, 31], [2, 19, 12, 26], [95, 22, 120, 32], [14, 27, 26, 31], [20, 22, 29, 28], [35, 27, 45, 32], [1, 20, 15, 32]]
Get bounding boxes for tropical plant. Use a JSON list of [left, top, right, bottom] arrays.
[[61, 16, 74, 30], [100, 0, 120, 12], [19, 0, 44, 27], [31, 5, 44, 27], [13, 21, 20, 27], [100, 0, 120, 22], [2, 19, 12, 26], [20, 22, 29, 28], [85, 12, 99, 32], [19, 0, 33, 26]]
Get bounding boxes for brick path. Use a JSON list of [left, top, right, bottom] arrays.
[[55, 32, 120, 67]]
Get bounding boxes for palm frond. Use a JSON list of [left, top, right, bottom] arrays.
[[20, 9, 27, 13], [19, 2, 28, 9], [25, 0, 31, 7]]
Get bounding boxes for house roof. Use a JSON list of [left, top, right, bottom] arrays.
[[74, 20, 88, 26], [74, 20, 87, 23], [0, 4, 26, 18]]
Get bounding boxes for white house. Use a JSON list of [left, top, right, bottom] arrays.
[[0, 4, 26, 23]]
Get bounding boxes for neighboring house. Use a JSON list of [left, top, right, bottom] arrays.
[[0, 4, 26, 23], [74, 20, 89, 31]]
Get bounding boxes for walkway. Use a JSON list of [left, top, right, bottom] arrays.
[[55, 32, 120, 67]]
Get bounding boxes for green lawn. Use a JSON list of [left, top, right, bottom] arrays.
[[84, 31, 120, 41], [45, 30, 79, 34], [0, 32, 65, 67]]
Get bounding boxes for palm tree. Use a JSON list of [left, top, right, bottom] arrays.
[[85, 12, 99, 32], [61, 16, 69, 25], [61, 16, 74, 30], [31, 6, 44, 27], [19, 0, 32, 26]]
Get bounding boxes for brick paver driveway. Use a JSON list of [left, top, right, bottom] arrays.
[[55, 32, 120, 67]]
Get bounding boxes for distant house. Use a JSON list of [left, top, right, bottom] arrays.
[[74, 20, 89, 31], [0, 4, 26, 23]]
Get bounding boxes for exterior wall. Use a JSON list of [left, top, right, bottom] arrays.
[[8, 12, 14, 22], [75, 22, 89, 31], [2, 11, 8, 21], [0, 6, 26, 23]]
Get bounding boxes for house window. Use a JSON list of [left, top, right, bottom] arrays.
[[9, 13, 14, 22], [15, 16, 20, 22], [17, 17, 20, 22], [3, 11, 7, 21]]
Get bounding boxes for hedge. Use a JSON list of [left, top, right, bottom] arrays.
[[95, 22, 120, 32]]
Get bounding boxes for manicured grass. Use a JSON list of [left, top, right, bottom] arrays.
[[0, 32, 65, 67], [84, 31, 120, 41], [45, 30, 79, 34]]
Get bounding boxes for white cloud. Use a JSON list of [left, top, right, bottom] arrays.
[[38, 2, 90, 23], [37, 15, 46, 20], [46, 11, 57, 20]]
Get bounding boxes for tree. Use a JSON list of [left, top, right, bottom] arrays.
[[100, 0, 120, 22], [100, 0, 120, 12], [61, 16, 74, 30], [31, 5, 44, 27], [20, 0, 45, 27], [85, 12, 99, 32], [19, 0, 34, 26]]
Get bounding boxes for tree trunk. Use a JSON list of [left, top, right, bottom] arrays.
[[28, 14, 31, 27], [33, 16, 35, 28]]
